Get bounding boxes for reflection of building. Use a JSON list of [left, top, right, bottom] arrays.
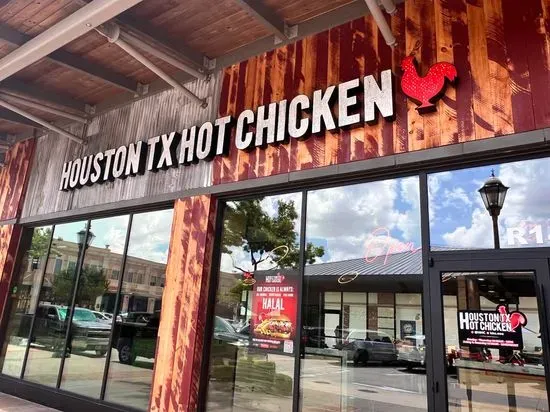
[[19, 238, 166, 315]]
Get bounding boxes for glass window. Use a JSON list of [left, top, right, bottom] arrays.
[[429, 157, 550, 250], [302, 177, 427, 411], [23, 221, 88, 387], [0, 226, 53, 378], [441, 272, 548, 411], [205, 193, 303, 411], [59, 215, 129, 399], [104, 209, 173, 411]]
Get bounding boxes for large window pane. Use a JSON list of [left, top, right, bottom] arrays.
[[59, 215, 129, 399], [23, 221, 87, 387], [429, 157, 550, 250], [302, 177, 427, 411], [0, 226, 53, 377], [205, 194, 302, 411], [442, 272, 548, 411], [104, 209, 173, 410]]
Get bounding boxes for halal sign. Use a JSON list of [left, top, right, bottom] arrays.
[[458, 305, 527, 350]]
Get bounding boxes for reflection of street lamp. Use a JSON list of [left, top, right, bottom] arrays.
[[478, 171, 509, 249], [76, 226, 95, 250]]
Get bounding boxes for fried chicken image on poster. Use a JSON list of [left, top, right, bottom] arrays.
[[250, 270, 299, 354]]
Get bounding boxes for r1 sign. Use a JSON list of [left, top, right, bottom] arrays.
[[506, 223, 550, 247]]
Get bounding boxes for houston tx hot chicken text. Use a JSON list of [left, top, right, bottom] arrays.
[[60, 70, 394, 191]]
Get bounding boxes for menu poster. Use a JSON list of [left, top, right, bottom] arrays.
[[250, 269, 299, 354], [458, 305, 527, 350]]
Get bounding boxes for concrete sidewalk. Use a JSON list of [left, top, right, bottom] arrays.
[[0, 393, 59, 411]]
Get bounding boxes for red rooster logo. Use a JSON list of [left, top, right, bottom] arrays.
[[401, 56, 457, 112], [497, 305, 527, 331]]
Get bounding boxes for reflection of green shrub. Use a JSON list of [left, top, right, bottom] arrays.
[[212, 365, 235, 382], [236, 358, 276, 385], [274, 373, 293, 396]]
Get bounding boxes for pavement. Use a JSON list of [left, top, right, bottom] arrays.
[[0, 393, 59, 412]]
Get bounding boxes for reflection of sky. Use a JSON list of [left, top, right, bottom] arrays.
[[306, 177, 421, 264], [52, 209, 173, 264], [430, 157, 550, 249]]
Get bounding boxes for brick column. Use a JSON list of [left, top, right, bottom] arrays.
[[150, 195, 217, 412]]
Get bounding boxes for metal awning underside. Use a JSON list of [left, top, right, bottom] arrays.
[[0, 0, 392, 151]]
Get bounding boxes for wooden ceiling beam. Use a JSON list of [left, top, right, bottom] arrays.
[[0, 78, 87, 113], [0, 108, 42, 128], [74, 0, 208, 68], [0, 22, 137, 93], [232, 0, 289, 40]]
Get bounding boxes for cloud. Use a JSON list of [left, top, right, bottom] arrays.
[[440, 158, 550, 249], [126, 209, 174, 263]]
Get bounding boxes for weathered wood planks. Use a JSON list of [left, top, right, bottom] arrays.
[[150, 195, 217, 412], [213, 0, 550, 185]]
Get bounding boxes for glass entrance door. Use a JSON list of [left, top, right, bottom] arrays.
[[429, 255, 550, 412]]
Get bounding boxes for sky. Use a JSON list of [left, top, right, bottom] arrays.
[[51, 156, 550, 272], [220, 156, 550, 272], [52, 209, 173, 264]]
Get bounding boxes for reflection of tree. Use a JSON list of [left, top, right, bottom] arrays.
[[28, 228, 54, 259], [52, 267, 109, 307], [223, 199, 324, 271]]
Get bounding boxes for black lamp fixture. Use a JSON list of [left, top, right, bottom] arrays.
[[76, 225, 95, 250], [478, 170, 509, 249]]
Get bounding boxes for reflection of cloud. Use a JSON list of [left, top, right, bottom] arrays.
[[127, 209, 174, 263], [439, 158, 550, 248], [306, 178, 420, 262]]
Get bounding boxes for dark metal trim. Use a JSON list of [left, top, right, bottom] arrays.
[[0, 373, 142, 412], [197, 198, 226, 412], [419, 173, 445, 411], [20, 224, 56, 379], [292, 190, 308, 412], [56, 220, 91, 388], [99, 214, 133, 400]]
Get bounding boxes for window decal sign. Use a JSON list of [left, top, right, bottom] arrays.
[[458, 305, 527, 350], [250, 270, 298, 354]]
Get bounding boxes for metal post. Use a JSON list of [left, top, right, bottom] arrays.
[[100, 214, 133, 400], [0, 93, 88, 124], [120, 31, 207, 81], [0, 98, 85, 144], [492, 214, 500, 249], [363, 0, 397, 46], [96, 24, 208, 108], [0, 0, 144, 82]]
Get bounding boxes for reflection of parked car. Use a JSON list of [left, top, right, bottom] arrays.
[[302, 326, 328, 349], [397, 335, 425, 370], [119, 311, 152, 324], [25, 304, 111, 356], [92, 311, 113, 323], [337, 329, 397, 366], [113, 311, 159, 365], [113, 314, 246, 365]]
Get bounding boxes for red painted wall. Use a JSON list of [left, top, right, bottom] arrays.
[[0, 139, 35, 331], [213, 0, 550, 185], [150, 195, 217, 412]]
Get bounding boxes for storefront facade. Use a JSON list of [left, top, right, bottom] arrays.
[[0, 0, 550, 411]]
